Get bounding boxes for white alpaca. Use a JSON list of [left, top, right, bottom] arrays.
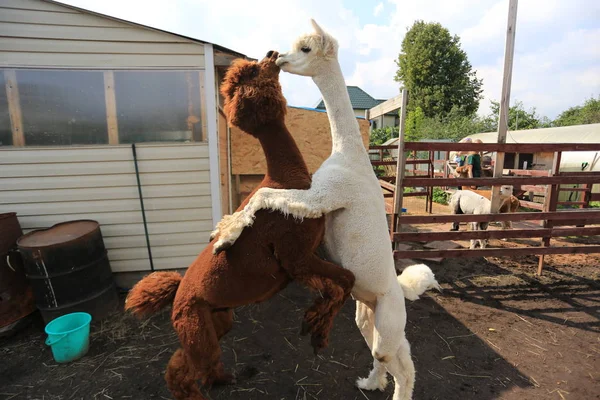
[[449, 185, 513, 249], [211, 20, 440, 400]]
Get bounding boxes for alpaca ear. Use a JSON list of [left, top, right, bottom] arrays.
[[311, 19, 325, 36], [310, 19, 337, 58]]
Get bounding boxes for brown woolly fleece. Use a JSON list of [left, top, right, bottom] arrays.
[[124, 51, 355, 400]]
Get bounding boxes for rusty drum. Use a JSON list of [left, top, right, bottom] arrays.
[[0, 212, 36, 336], [17, 220, 119, 324]]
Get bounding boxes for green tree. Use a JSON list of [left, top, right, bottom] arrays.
[[417, 106, 494, 141], [369, 126, 399, 146], [487, 100, 548, 131], [395, 20, 483, 118], [405, 106, 425, 141], [553, 95, 600, 127]]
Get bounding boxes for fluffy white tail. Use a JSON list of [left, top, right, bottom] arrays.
[[397, 264, 442, 301]]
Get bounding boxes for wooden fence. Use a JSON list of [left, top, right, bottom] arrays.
[[369, 142, 600, 274]]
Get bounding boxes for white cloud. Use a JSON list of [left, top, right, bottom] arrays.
[[59, 0, 600, 119], [374, 2, 384, 17]]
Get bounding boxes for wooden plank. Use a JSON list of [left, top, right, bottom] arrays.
[[403, 175, 600, 187], [0, 8, 126, 27], [518, 200, 544, 210], [367, 93, 404, 120], [559, 171, 600, 176], [109, 243, 207, 262], [4, 69, 24, 146], [391, 88, 408, 241], [505, 169, 550, 177], [0, 143, 209, 163], [0, 38, 204, 55], [557, 201, 587, 206], [558, 187, 591, 192], [0, 0, 76, 12], [371, 160, 398, 166], [393, 226, 600, 242], [110, 255, 199, 273], [394, 245, 600, 260], [379, 180, 395, 192], [5, 195, 212, 216], [404, 142, 600, 152], [0, 171, 210, 190], [538, 151, 562, 273], [396, 210, 600, 224], [403, 191, 427, 197], [521, 185, 547, 193], [0, 22, 190, 42], [491, 0, 519, 213], [99, 220, 214, 237], [103, 71, 119, 144], [104, 231, 210, 250], [373, 143, 600, 152], [1, 51, 205, 68], [16, 207, 212, 227], [0, 183, 211, 203], [0, 158, 210, 178]]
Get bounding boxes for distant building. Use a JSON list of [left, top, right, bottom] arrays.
[[314, 86, 399, 129]]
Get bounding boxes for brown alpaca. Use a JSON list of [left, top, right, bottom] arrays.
[[124, 51, 355, 400]]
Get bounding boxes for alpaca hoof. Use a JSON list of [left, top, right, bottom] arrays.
[[356, 375, 388, 392], [213, 371, 236, 386], [300, 320, 310, 336], [310, 333, 327, 354]]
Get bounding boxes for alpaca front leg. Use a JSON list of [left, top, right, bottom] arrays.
[[288, 255, 355, 354], [213, 187, 346, 254], [469, 222, 478, 249]]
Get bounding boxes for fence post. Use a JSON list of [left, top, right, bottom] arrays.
[[491, 0, 518, 214], [538, 151, 562, 275], [391, 88, 408, 246]]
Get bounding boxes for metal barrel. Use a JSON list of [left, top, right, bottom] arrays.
[[16, 219, 118, 324], [0, 212, 36, 335]]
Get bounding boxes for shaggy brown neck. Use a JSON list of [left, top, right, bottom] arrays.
[[255, 119, 311, 189]]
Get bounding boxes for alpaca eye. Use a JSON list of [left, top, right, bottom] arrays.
[[301, 47, 311, 53]]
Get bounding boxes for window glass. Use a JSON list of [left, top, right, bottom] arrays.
[[17, 70, 107, 146], [0, 72, 11, 146], [114, 71, 203, 143]]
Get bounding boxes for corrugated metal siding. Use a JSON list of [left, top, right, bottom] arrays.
[[0, 0, 205, 68], [0, 143, 213, 272]]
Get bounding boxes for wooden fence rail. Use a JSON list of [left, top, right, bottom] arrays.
[[393, 226, 600, 242], [369, 141, 600, 274], [394, 246, 600, 260]]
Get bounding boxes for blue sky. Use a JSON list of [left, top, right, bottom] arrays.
[[61, 0, 600, 119]]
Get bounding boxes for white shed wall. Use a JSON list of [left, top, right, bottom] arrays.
[[0, 0, 205, 68], [0, 143, 212, 272]]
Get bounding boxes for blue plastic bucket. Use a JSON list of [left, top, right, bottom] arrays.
[[44, 312, 92, 363]]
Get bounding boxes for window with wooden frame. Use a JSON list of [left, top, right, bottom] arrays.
[[114, 70, 204, 144], [1, 68, 207, 147]]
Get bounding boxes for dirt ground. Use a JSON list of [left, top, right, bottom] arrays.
[[2, 199, 599, 400]]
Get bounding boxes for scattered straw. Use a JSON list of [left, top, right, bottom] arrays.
[[434, 330, 452, 353], [516, 314, 534, 326], [449, 372, 491, 379], [358, 387, 371, 399], [284, 337, 297, 351]]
